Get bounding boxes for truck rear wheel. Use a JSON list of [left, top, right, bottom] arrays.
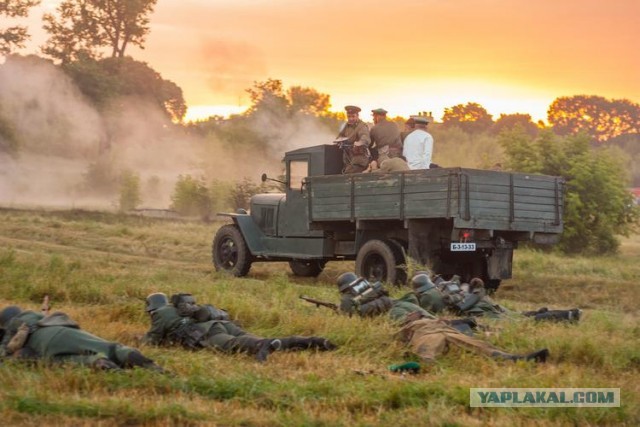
[[212, 224, 252, 276], [356, 239, 403, 285], [289, 259, 326, 277]]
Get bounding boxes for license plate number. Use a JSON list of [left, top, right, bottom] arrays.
[[450, 243, 476, 251]]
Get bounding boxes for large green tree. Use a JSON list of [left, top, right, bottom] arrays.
[[548, 95, 640, 143], [245, 78, 332, 117], [0, 0, 40, 55], [442, 102, 494, 134], [492, 113, 539, 138], [500, 127, 638, 254], [42, 0, 157, 63], [64, 56, 186, 122]]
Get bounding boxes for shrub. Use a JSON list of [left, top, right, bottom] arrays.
[[170, 175, 212, 219], [118, 170, 141, 212], [500, 128, 639, 254]]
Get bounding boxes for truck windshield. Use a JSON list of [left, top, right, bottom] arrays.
[[289, 160, 308, 190]]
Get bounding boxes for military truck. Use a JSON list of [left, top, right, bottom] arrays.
[[212, 144, 564, 290]]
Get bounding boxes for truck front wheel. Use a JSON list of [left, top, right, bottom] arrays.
[[289, 259, 326, 277], [212, 224, 252, 276], [356, 239, 403, 285]]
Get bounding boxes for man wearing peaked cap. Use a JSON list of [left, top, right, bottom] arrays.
[[336, 105, 371, 173], [403, 115, 434, 170], [370, 107, 401, 164]]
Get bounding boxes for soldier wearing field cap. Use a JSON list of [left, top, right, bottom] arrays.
[[369, 108, 402, 164], [402, 116, 434, 170], [401, 117, 416, 142], [336, 105, 371, 173]]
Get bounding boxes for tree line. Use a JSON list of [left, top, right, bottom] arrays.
[[1, 0, 638, 255]]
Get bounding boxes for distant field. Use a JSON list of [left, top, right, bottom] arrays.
[[0, 208, 638, 426]]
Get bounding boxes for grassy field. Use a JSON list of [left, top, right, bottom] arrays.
[[0, 207, 638, 426]]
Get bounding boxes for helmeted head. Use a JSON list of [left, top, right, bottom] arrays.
[[145, 293, 168, 312], [336, 272, 359, 293], [411, 274, 436, 294], [0, 305, 22, 328]]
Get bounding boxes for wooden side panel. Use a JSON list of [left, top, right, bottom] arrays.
[[307, 168, 563, 232]]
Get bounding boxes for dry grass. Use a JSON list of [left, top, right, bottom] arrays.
[[0, 208, 638, 426]]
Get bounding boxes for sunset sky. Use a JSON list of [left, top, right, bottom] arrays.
[[18, 0, 640, 122]]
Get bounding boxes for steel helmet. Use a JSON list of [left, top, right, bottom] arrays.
[[145, 293, 168, 312], [336, 272, 359, 293], [0, 305, 22, 328], [411, 273, 436, 294]]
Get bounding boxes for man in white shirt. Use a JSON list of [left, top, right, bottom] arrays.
[[402, 116, 433, 169]]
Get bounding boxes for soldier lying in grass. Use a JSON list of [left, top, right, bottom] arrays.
[[0, 305, 164, 372], [327, 273, 549, 364], [410, 272, 581, 321], [142, 292, 337, 362]]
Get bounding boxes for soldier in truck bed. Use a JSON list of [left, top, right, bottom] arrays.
[[143, 292, 336, 362], [336, 105, 371, 174], [369, 108, 402, 164]]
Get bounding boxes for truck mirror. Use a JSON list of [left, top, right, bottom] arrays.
[[261, 173, 267, 183]]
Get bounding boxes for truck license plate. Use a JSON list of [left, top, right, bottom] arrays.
[[450, 243, 476, 251]]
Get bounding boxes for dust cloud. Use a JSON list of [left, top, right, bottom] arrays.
[[0, 55, 333, 210]]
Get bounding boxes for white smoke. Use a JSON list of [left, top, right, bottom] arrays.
[[0, 55, 338, 211]]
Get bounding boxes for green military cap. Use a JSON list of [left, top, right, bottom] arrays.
[[371, 108, 388, 115], [345, 105, 361, 113], [412, 116, 430, 125]]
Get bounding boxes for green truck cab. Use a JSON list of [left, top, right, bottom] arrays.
[[212, 144, 564, 290]]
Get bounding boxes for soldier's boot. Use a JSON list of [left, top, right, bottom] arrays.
[[311, 337, 338, 351], [524, 348, 549, 363], [534, 309, 581, 322], [278, 336, 337, 351], [255, 339, 283, 363], [124, 350, 166, 373], [522, 307, 548, 317], [493, 348, 549, 363]]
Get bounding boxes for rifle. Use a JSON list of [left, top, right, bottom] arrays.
[[299, 295, 338, 312]]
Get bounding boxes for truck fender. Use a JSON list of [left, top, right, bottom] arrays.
[[217, 213, 267, 255]]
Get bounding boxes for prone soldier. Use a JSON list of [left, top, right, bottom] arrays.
[[310, 273, 549, 364], [143, 293, 337, 362], [0, 305, 164, 371]]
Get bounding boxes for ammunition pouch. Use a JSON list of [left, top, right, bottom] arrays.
[[167, 318, 206, 349]]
